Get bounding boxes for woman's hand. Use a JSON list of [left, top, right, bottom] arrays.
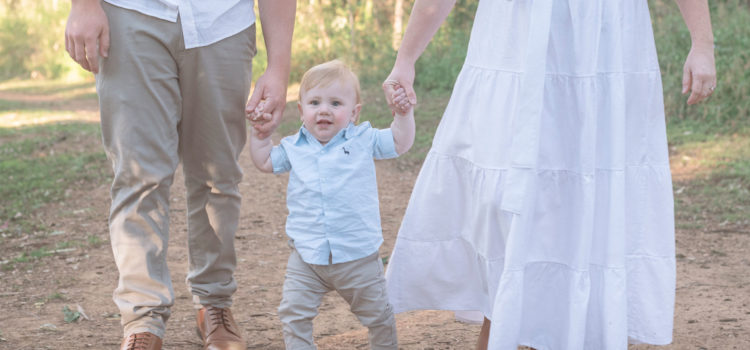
[[383, 62, 417, 115], [682, 43, 717, 105]]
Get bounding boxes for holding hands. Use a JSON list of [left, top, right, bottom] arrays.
[[246, 71, 288, 139], [382, 62, 417, 116], [385, 83, 415, 116]]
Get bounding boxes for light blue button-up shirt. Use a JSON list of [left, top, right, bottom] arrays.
[[103, 0, 255, 49], [271, 122, 399, 265]]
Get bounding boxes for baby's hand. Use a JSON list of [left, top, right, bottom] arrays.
[[247, 100, 274, 135], [390, 86, 413, 116]]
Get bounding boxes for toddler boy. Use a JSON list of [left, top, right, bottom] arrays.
[[248, 60, 414, 349]]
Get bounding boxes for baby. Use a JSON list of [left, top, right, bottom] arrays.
[[248, 59, 414, 349]]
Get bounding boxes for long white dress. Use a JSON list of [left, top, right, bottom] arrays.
[[385, 1, 675, 349]]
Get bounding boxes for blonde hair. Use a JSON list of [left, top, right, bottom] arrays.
[[298, 60, 361, 104]]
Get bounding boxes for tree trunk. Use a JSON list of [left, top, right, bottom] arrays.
[[392, 0, 404, 50]]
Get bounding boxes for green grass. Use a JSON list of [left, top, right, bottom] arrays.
[[672, 133, 750, 230], [653, 0, 750, 138], [0, 122, 109, 234], [87, 234, 104, 248], [0, 79, 94, 95]]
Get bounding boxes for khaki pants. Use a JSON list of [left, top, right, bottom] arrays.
[[96, 2, 255, 338], [279, 249, 398, 350]]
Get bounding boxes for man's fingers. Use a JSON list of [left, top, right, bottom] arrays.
[[85, 38, 99, 73], [100, 25, 110, 58], [74, 40, 90, 72], [247, 84, 265, 112]]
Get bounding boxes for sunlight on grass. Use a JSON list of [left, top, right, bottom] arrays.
[[0, 110, 99, 128], [0, 78, 97, 107], [670, 133, 750, 181], [0, 78, 94, 95], [0, 79, 99, 127], [672, 133, 750, 230], [0, 79, 108, 236]]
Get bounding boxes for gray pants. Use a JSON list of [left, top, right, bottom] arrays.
[[96, 2, 255, 338], [279, 249, 398, 350]]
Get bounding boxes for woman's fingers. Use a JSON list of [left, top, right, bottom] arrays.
[[687, 71, 716, 105]]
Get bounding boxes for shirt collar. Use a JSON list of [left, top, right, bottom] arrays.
[[294, 122, 365, 146]]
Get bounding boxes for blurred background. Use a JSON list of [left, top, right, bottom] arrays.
[[1, 0, 748, 248]]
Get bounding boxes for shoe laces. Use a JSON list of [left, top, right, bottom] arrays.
[[124, 333, 155, 350], [207, 307, 239, 337]]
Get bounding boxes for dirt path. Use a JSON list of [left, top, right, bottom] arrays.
[[1, 94, 748, 349]]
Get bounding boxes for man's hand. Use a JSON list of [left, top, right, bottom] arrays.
[[246, 71, 288, 139], [65, 0, 110, 73]]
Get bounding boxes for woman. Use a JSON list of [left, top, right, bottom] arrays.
[[383, 0, 716, 349]]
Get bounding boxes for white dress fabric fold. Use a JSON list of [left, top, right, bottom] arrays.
[[385, 0, 676, 349]]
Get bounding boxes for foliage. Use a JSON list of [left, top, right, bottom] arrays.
[[0, 0, 87, 80], [251, 0, 476, 89], [652, 0, 750, 143], [62, 305, 81, 323]]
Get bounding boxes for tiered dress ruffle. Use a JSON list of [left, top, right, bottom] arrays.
[[385, 1, 675, 349]]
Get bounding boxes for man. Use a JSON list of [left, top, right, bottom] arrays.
[[65, 0, 295, 349]]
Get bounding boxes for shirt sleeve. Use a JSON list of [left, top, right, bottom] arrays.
[[271, 144, 291, 174], [372, 128, 399, 160]]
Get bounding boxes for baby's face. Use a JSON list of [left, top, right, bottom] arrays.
[[298, 81, 361, 145]]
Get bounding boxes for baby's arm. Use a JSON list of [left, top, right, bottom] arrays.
[[248, 108, 275, 173], [389, 87, 415, 155]]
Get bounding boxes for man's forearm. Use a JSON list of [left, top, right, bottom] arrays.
[[257, 0, 296, 77]]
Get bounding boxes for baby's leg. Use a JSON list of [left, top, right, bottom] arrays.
[[278, 250, 329, 350], [333, 253, 397, 350]]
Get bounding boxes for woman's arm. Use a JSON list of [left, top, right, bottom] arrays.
[[383, 0, 457, 110], [674, 0, 717, 105]]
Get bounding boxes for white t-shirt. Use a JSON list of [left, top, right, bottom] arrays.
[[103, 0, 255, 49]]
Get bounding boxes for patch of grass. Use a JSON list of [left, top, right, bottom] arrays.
[[673, 133, 750, 230], [47, 292, 65, 301], [653, 0, 750, 136], [0, 79, 93, 95], [12, 247, 52, 264], [0, 122, 109, 234], [87, 234, 104, 248], [0, 98, 28, 112], [55, 240, 74, 249], [62, 305, 81, 323]]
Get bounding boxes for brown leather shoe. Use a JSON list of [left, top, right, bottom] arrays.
[[120, 332, 162, 350], [196, 306, 246, 350]]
